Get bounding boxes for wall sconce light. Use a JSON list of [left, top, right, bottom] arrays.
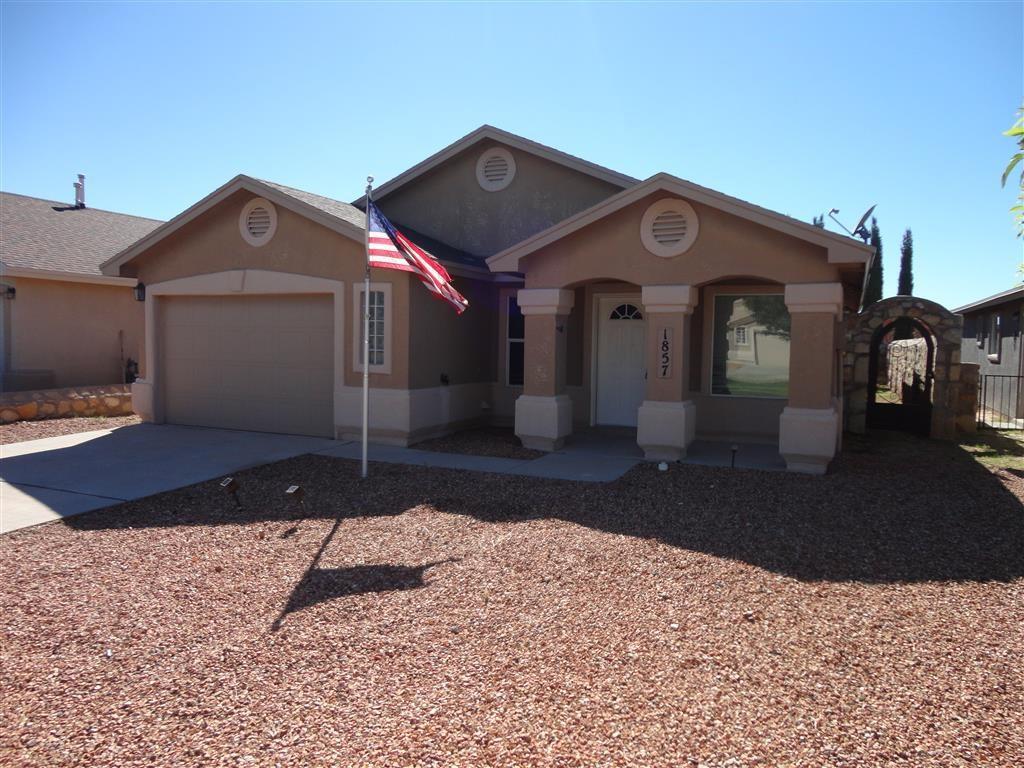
[[133, 282, 146, 302], [2, 285, 15, 300]]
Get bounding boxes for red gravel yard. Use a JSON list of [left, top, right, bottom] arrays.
[[2, 434, 1021, 766]]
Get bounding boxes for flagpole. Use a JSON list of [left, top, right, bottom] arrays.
[[362, 176, 374, 479]]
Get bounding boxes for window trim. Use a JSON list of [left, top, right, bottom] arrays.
[[352, 282, 392, 374], [987, 312, 1002, 363], [705, 288, 791, 400], [505, 293, 525, 387]]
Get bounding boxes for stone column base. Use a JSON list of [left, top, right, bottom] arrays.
[[515, 394, 572, 451], [779, 406, 839, 475], [636, 400, 696, 461], [131, 379, 155, 423]]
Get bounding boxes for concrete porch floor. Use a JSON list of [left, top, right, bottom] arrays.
[[558, 426, 786, 472]]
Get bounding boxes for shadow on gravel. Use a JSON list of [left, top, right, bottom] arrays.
[[66, 432, 1024, 585], [270, 514, 456, 631]]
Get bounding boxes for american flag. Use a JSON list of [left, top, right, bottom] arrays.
[[366, 201, 468, 314]]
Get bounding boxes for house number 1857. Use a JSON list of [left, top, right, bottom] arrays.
[[658, 327, 672, 378]]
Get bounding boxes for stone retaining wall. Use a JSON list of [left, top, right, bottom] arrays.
[[0, 384, 134, 424]]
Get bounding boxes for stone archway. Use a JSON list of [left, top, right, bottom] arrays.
[[844, 296, 963, 439]]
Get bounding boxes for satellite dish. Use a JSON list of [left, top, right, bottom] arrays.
[[851, 204, 877, 242]]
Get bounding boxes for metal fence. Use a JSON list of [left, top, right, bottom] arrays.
[[977, 374, 1023, 430]]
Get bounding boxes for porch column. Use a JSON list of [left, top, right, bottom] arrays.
[[637, 285, 698, 461], [514, 288, 574, 451], [779, 282, 843, 474]]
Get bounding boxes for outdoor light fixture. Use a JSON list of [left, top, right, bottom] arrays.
[[730, 444, 739, 468], [2, 285, 15, 300], [133, 282, 146, 302], [220, 476, 241, 508]]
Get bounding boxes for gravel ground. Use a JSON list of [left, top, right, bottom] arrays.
[[415, 427, 545, 460], [2, 433, 1022, 767], [0, 415, 141, 445]]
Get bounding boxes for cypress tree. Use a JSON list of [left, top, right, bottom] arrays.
[[898, 228, 914, 296], [863, 217, 883, 305]]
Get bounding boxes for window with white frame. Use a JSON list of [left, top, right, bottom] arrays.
[[352, 283, 392, 373], [734, 325, 748, 345], [507, 295, 525, 386]]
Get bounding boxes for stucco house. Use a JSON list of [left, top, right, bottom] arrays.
[[955, 286, 1024, 423], [0, 180, 160, 391], [100, 126, 872, 473]]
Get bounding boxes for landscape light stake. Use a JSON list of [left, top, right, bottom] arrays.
[[730, 445, 738, 469], [285, 485, 306, 519], [220, 477, 241, 508]]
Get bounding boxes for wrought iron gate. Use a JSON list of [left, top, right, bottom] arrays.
[[977, 374, 1023, 430]]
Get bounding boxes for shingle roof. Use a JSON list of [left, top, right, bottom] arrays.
[[952, 286, 1024, 315], [256, 178, 487, 270], [1, 191, 163, 277], [255, 178, 366, 231]]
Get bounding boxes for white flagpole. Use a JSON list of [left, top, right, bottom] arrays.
[[361, 176, 374, 479]]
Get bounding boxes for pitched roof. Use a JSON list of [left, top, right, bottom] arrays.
[[1, 191, 162, 279], [256, 178, 366, 230], [353, 125, 638, 206], [487, 172, 874, 272], [952, 286, 1024, 314], [101, 174, 488, 276]]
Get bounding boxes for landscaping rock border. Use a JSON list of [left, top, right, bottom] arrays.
[[0, 384, 133, 424]]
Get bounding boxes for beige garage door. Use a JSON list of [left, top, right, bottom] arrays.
[[160, 294, 334, 437]]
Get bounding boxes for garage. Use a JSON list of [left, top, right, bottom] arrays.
[[160, 294, 334, 437]]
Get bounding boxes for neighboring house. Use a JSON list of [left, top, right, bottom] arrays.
[[100, 125, 871, 473], [955, 286, 1024, 420], [0, 181, 161, 391]]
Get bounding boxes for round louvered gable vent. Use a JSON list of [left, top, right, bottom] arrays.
[[246, 206, 272, 237], [475, 147, 516, 192], [640, 198, 699, 257], [239, 197, 278, 247]]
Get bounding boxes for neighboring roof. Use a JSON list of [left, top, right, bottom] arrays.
[[101, 174, 488, 277], [1, 191, 161, 282], [487, 172, 875, 272], [353, 125, 639, 206], [952, 286, 1024, 314]]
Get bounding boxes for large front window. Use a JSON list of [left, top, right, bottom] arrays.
[[711, 294, 790, 398]]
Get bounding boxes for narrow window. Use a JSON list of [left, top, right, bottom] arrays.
[[735, 325, 747, 345], [359, 289, 385, 366], [988, 313, 1002, 361], [507, 295, 525, 386]]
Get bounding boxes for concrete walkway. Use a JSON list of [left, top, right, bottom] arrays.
[[1, 423, 781, 534]]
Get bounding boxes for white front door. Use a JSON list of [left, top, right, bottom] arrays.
[[596, 296, 646, 426]]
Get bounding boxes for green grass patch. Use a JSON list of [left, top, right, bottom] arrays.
[[959, 429, 1024, 471], [720, 379, 789, 398]]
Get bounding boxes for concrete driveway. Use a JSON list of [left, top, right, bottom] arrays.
[[0, 424, 334, 533]]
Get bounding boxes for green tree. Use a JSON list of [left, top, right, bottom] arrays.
[[863, 217, 883, 306], [897, 228, 914, 296], [1002, 107, 1024, 238], [744, 295, 791, 340]]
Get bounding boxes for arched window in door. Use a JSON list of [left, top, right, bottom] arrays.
[[609, 303, 643, 320]]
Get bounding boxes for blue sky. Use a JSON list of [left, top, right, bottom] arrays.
[[2, 1, 1020, 309]]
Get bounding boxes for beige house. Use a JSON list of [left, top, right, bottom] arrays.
[[0, 183, 160, 391], [101, 126, 872, 473]]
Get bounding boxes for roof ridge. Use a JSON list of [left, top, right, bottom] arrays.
[[0, 190, 165, 223]]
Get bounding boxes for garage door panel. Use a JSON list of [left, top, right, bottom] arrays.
[[161, 295, 334, 438]]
